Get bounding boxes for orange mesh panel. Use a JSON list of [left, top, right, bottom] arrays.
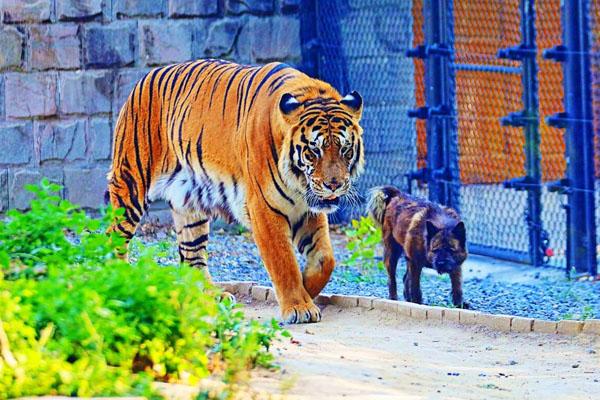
[[456, 70, 525, 183], [413, 0, 427, 170], [537, 0, 566, 181], [454, 0, 524, 184]]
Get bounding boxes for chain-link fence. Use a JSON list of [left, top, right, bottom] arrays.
[[309, 0, 417, 200], [307, 0, 599, 275]]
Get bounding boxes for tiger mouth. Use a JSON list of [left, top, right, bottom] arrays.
[[316, 197, 340, 207], [307, 195, 341, 213]]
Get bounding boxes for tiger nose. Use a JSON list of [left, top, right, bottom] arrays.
[[323, 178, 342, 191]]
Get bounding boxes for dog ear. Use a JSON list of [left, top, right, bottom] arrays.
[[452, 221, 466, 247], [426, 221, 440, 243]]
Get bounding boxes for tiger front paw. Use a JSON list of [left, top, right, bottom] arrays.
[[280, 299, 322, 324]]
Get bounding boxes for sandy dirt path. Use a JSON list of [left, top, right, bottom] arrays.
[[243, 300, 600, 400]]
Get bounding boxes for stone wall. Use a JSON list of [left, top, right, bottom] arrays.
[[0, 0, 301, 211]]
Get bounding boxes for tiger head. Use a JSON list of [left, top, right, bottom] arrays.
[[277, 87, 365, 213]]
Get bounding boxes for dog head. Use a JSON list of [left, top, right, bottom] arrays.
[[425, 220, 467, 274]]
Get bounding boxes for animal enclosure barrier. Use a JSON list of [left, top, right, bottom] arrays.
[[303, 0, 600, 276]]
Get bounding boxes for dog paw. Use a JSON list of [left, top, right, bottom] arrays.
[[281, 301, 322, 324], [456, 301, 470, 309]]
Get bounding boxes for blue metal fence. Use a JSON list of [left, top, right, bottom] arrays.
[[304, 0, 599, 276]]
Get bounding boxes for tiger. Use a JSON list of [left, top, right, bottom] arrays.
[[106, 59, 365, 324]]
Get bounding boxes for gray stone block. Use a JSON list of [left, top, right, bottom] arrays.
[[83, 22, 136, 68], [0, 26, 24, 70], [37, 120, 86, 162], [226, 0, 274, 15], [9, 169, 42, 210], [168, 0, 218, 17], [9, 168, 64, 210], [191, 19, 212, 59], [0, 76, 4, 119], [139, 21, 193, 66], [2, 0, 51, 23], [29, 24, 81, 70], [0, 122, 33, 164], [59, 70, 113, 114], [238, 16, 301, 62], [5, 72, 57, 118], [64, 167, 108, 208], [112, 68, 151, 117], [0, 169, 8, 213], [89, 118, 112, 160], [203, 19, 244, 58], [113, 0, 165, 18], [56, 0, 104, 21]]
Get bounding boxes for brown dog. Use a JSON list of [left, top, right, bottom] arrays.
[[367, 186, 468, 308]]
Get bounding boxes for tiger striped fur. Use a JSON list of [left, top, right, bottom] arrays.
[[106, 59, 365, 323]]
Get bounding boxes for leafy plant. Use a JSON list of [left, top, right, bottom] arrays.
[[0, 179, 287, 399], [342, 216, 385, 278]]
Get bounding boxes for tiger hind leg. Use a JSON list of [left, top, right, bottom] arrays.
[[106, 176, 149, 259], [172, 208, 210, 271], [171, 208, 235, 303]]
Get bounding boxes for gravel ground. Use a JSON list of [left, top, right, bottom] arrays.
[[132, 224, 600, 321]]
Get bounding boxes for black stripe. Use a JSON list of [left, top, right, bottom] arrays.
[[246, 63, 289, 112], [209, 64, 235, 107], [268, 73, 293, 95], [184, 219, 208, 229], [305, 242, 317, 256], [115, 223, 134, 238], [267, 161, 294, 206], [298, 234, 314, 253], [180, 234, 209, 248], [292, 214, 306, 240], [196, 126, 208, 177], [222, 66, 245, 118], [255, 178, 291, 229]]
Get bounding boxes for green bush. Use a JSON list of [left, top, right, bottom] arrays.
[[0, 179, 287, 399], [342, 217, 385, 279]]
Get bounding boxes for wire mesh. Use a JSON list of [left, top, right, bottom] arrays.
[[309, 0, 597, 271], [412, 0, 428, 199], [315, 0, 417, 197], [451, 0, 529, 256], [536, 0, 567, 268], [592, 0, 600, 267]]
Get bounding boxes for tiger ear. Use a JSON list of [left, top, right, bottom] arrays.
[[340, 90, 363, 119], [279, 93, 302, 115]]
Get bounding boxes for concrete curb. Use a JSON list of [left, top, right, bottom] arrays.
[[216, 282, 599, 337]]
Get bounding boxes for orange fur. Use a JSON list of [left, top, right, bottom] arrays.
[[107, 60, 364, 323]]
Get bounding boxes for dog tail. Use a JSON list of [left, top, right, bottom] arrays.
[[366, 186, 401, 227]]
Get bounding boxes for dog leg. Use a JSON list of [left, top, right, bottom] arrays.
[[450, 268, 467, 308], [384, 239, 401, 300], [403, 259, 411, 302], [407, 260, 423, 304]]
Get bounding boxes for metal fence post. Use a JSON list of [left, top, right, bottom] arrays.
[[406, 0, 459, 210], [497, 0, 545, 267], [544, 0, 597, 275]]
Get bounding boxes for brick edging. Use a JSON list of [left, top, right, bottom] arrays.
[[216, 281, 600, 336]]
